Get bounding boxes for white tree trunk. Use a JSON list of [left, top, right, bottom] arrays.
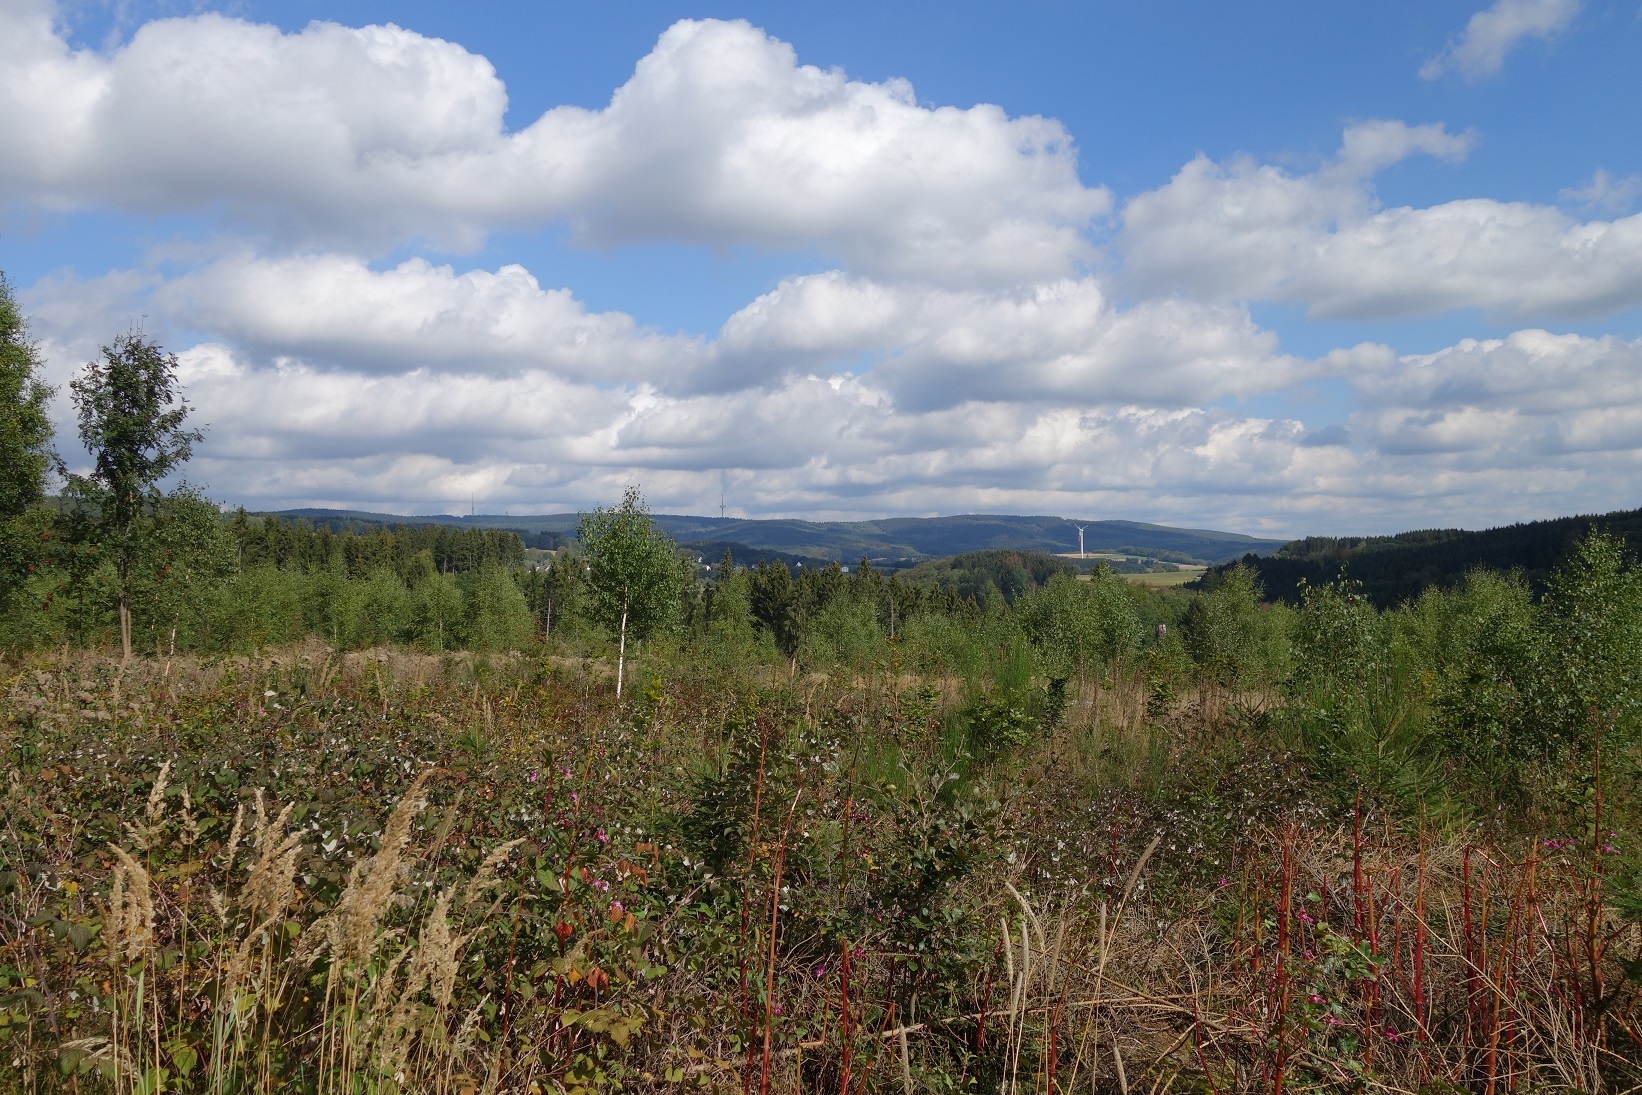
[[616, 599, 629, 698], [119, 595, 132, 664]]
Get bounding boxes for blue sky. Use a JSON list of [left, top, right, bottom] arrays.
[[3, 0, 1640, 535]]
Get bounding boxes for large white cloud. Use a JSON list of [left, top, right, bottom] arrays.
[[31, 255, 1307, 411], [1420, 0, 1581, 81], [0, 5, 1104, 282], [24, 285, 1637, 534], [1120, 121, 1642, 320], [155, 342, 1356, 529], [716, 272, 1305, 407], [157, 254, 705, 383], [1349, 330, 1642, 463]]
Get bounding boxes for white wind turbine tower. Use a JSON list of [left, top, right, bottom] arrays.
[[1071, 522, 1087, 559]]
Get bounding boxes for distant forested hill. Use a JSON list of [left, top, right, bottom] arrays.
[[681, 541, 830, 572], [1201, 506, 1642, 606], [264, 509, 1283, 566]]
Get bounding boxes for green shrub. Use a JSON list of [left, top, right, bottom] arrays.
[[464, 564, 534, 650], [797, 594, 880, 671], [1016, 567, 1142, 681], [1185, 562, 1291, 688]]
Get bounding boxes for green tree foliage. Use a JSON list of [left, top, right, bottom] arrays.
[[1212, 506, 1642, 607], [748, 559, 801, 656], [1016, 567, 1143, 682], [66, 333, 204, 659], [704, 548, 758, 649], [1538, 531, 1642, 753], [228, 511, 526, 576], [410, 572, 466, 651], [465, 564, 536, 651], [797, 594, 880, 671], [576, 486, 689, 696], [898, 549, 1073, 605], [0, 273, 58, 607], [520, 549, 587, 640], [1285, 577, 1438, 812], [1402, 569, 1544, 801], [1184, 563, 1291, 688]]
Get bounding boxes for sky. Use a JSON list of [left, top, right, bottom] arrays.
[[2, 0, 1641, 537]]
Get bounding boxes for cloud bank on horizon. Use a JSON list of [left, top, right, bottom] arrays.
[[3, 0, 1640, 537]]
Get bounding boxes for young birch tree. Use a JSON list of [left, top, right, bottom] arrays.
[[68, 333, 202, 661], [576, 486, 687, 698]]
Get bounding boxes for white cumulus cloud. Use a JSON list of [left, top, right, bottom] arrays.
[[0, 5, 1105, 282], [1120, 121, 1642, 320], [1559, 169, 1642, 215], [1420, 0, 1582, 81]]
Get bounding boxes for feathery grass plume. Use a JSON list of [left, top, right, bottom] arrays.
[[371, 889, 469, 1080], [124, 760, 171, 850], [367, 940, 420, 1063], [450, 996, 488, 1059], [460, 837, 525, 909], [311, 768, 434, 976], [421, 889, 466, 1013], [222, 795, 306, 999], [241, 799, 303, 920], [211, 800, 247, 924], [178, 786, 200, 846], [104, 844, 156, 963]]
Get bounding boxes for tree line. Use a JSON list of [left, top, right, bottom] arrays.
[[227, 511, 528, 576]]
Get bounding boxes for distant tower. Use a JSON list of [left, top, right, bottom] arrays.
[[1072, 522, 1087, 559]]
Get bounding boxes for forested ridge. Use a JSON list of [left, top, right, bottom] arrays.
[[1203, 505, 1642, 606]]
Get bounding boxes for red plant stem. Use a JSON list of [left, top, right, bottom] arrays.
[[1272, 828, 1294, 1095], [1046, 1021, 1058, 1095], [975, 938, 1004, 1050], [760, 787, 804, 1095], [1463, 847, 1479, 1046], [1586, 730, 1607, 1020], [1352, 793, 1366, 942], [739, 716, 772, 1095], [839, 940, 854, 1095], [1364, 872, 1380, 1074], [1191, 986, 1221, 1095], [1414, 837, 1428, 1047]]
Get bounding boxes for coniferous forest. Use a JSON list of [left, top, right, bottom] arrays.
[[4, 277, 1642, 1091]]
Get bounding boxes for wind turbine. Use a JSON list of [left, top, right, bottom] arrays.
[[1071, 522, 1087, 559]]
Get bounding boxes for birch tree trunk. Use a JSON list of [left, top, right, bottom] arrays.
[[616, 595, 629, 699]]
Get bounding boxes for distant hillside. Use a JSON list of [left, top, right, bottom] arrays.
[[262, 509, 1283, 566], [680, 541, 830, 573], [1201, 506, 1642, 607], [262, 508, 569, 550]]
